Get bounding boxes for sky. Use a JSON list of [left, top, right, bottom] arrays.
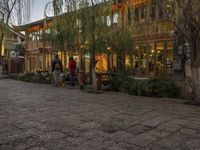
[[30, 0, 52, 23], [27, 0, 102, 24]]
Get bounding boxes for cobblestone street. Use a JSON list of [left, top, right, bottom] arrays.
[[0, 79, 200, 150]]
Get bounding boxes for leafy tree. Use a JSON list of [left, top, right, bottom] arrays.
[[51, 0, 113, 90], [50, 0, 135, 90], [158, 0, 200, 102], [0, 0, 31, 75]]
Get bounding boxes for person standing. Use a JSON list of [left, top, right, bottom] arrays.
[[78, 70, 84, 90], [52, 55, 63, 86], [68, 57, 77, 86]]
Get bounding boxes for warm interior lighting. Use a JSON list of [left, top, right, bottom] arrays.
[[107, 47, 111, 50], [1, 39, 5, 56]]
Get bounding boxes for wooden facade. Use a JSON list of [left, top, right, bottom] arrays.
[[1, 27, 25, 74], [112, 0, 176, 76], [14, 0, 176, 77]]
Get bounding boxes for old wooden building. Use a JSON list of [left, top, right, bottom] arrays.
[[14, 0, 182, 79]]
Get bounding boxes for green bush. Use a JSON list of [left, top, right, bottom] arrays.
[[110, 77, 122, 91], [121, 77, 180, 98], [18, 72, 36, 82], [121, 77, 133, 92], [128, 80, 139, 95], [146, 78, 180, 98], [18, 72, 52, 84]]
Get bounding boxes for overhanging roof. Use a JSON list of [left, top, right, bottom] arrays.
[[13, 17, 53, 31]]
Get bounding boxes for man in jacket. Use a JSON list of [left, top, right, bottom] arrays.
[[52, 55, 63, 86], [68, 57, 77, 86]]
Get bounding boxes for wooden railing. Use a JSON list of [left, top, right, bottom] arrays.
[[133, 20, 175, 37], [27, 41, 51, 51]]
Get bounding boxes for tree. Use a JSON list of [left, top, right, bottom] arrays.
[[0, 0, 31, 76], [51, 0, 113, 91], [158, 0, 200, 102], [0, 0, 17, 64], [111, 27, 134, 76], [50, 0, 137, 91]]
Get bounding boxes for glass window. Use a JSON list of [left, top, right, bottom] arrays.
[[32, 33, 35, 41], [141, 6, 147, 20], [167, 41, 173, 61], [39, 29, 43, 40], [29, 34, 32, 41], [159, 7, 164, 19], [166, 2, 174, 18], [37, 31, 40, 40], [134, 7, 139, 20], [76, 19, 81, 27], [45, 29, 50, 34], [95, 18, 99, 24], [106, 16, 111, 26], [127, 8, 132, 25], [149, 5, 156, 19], [113, 13, 119, 24]]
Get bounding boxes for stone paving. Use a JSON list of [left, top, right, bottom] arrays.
[[0, 79, 200, 150]]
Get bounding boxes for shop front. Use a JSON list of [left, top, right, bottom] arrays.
[[25, 48, 81, 73], [126, 40, 174, 77]]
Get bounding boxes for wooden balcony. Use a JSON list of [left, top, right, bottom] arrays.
[[133, 20, 175, 36], [27, 41, 51, 51], [133, 20, 175, 43]]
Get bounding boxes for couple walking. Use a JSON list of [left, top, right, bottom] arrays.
[[52, 55, 76, 86]]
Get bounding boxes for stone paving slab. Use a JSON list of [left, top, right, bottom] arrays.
[[0, 79, 200, 150]]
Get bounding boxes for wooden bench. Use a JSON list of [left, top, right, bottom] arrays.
[[96, 72, 117, 90]]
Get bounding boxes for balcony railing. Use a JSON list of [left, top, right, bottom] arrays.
[[133, 20, 175, 37], [27, 41, 51, 51]]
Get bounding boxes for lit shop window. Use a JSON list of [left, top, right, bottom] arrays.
[[106, 16, 111, 26], [113, 13, 119, 24]]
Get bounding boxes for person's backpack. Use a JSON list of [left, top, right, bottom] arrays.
[[55, 61, 61, 70]]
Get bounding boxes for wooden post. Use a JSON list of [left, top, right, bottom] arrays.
[[25, 30, 29, 72], [63, 51, 66, 70], [138, 45, 141, 69], [42, 50, 45, 71], [154, 42, 157, 76], [79, 48, 83, 71], [83, 48, 86, 78], [164, 41, 167, 76], [146, 44, 150, 75], [107, 53, 110, 71]]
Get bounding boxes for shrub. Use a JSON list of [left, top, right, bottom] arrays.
[[18, 72, 36, 82], [18, 72, 52, 84], [128, 80, 139, 95], [121, 77, 133, 92], [121, 77, 180, 98], [145, 77, 180, 98], [110, 77, 122, 91]]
